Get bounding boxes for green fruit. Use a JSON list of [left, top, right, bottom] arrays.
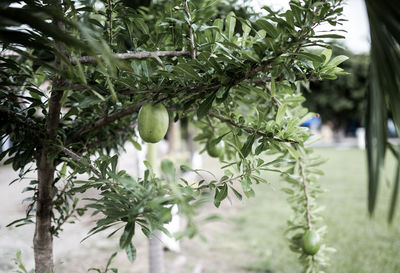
[[138, 103, 169, 143], [206, 139, 224, 158], [302, 230, 321, 255]]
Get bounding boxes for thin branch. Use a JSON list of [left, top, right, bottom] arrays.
[[184, 0, 196, 59], [66, 99, 149, 145], [60, 146, 101, 177], [299, 160, 312, 229], [206, 115, 216, 133], [70, 50, 190, 65], [208, 112, 298, 144]]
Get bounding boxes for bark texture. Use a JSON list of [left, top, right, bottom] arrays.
[[34, 76, 65, 273]]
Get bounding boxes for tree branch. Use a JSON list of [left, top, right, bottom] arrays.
[[208, 112, 298, 144], [70, 50, 190, 65]]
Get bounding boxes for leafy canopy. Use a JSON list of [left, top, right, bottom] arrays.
[[0, 0, 346, 272]]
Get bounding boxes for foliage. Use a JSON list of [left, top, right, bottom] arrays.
[[0, 0, 346, 272], [303, 48, 369, 129]]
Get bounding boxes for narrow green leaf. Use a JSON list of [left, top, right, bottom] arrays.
[[314, 34, 345, 39], [197, 91, 217, 119], [240, 134, 256, 158], [293, 52, 324, 63], [328, 55, 349, 67], [321, 48, 332, 65], [132, 18, 149, 34], [230, 186, 242, 200], [174, 63, 202, 81], [225, 12, 236, 40], [276, 103, 287, 125], [256, 19, 278, 38], [125, 242, 137, 263], [214, 183, 228, 207], [119, 222, 135, 249]]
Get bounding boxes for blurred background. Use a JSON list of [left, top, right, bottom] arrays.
[[1, 0, 400, 273]]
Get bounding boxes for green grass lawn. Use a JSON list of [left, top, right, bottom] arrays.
[[212, 148, 400, 273]]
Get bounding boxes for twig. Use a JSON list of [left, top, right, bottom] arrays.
[[184, 0, 196, 59], [298, 154, 312, 229], [70, 51, 190, 65], [60, 146, 101, 177], [206, 115, 216, 133], [208, 112, 298, 144], [66, 99, 149, 145]]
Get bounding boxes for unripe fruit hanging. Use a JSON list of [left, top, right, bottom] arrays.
[[206, 139, 224, 158], [138, 103, 169, 143], [302, 230, 321, 255]]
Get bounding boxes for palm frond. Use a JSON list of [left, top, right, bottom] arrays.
[[365, 0, 400, 218]]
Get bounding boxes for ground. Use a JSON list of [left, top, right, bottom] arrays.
[[1, 147, 400, 273]]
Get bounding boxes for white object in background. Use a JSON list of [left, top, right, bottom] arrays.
[[191, 151, 203, 170], [356, 127, 365, 150]]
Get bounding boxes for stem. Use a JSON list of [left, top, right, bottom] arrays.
[[206, 115, 216, 133], [66, 99, 149, 145], [184, 0, 196, 59], [298, 154, 312, 229], [60, 146, 101, 177]]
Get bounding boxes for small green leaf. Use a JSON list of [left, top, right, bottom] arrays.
[[256, 19, 278, 38], [132, 18, 149, 34], [197, 91, 217, 119], [174, 63, 202, 81], [321, 48, 332, 65], [119, 222, 135, 249], [270, 77, 276, 97], [125, 242, 137, 263], [276, 103, 287, 125], [214, 183, 228, 207], [294, 52, 324, 63], [225, 12, 236, 40], [315, 34, 345, 39], [230, 186, 242, 200], [285, 144, 299, 159], [241, 134, 256, 158], [328, 55, 349, 67]]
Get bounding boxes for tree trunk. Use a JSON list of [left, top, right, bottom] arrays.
[[34, 82, 64, 273], [34, 151, 56, 273], [33, 14, 65, 272]]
